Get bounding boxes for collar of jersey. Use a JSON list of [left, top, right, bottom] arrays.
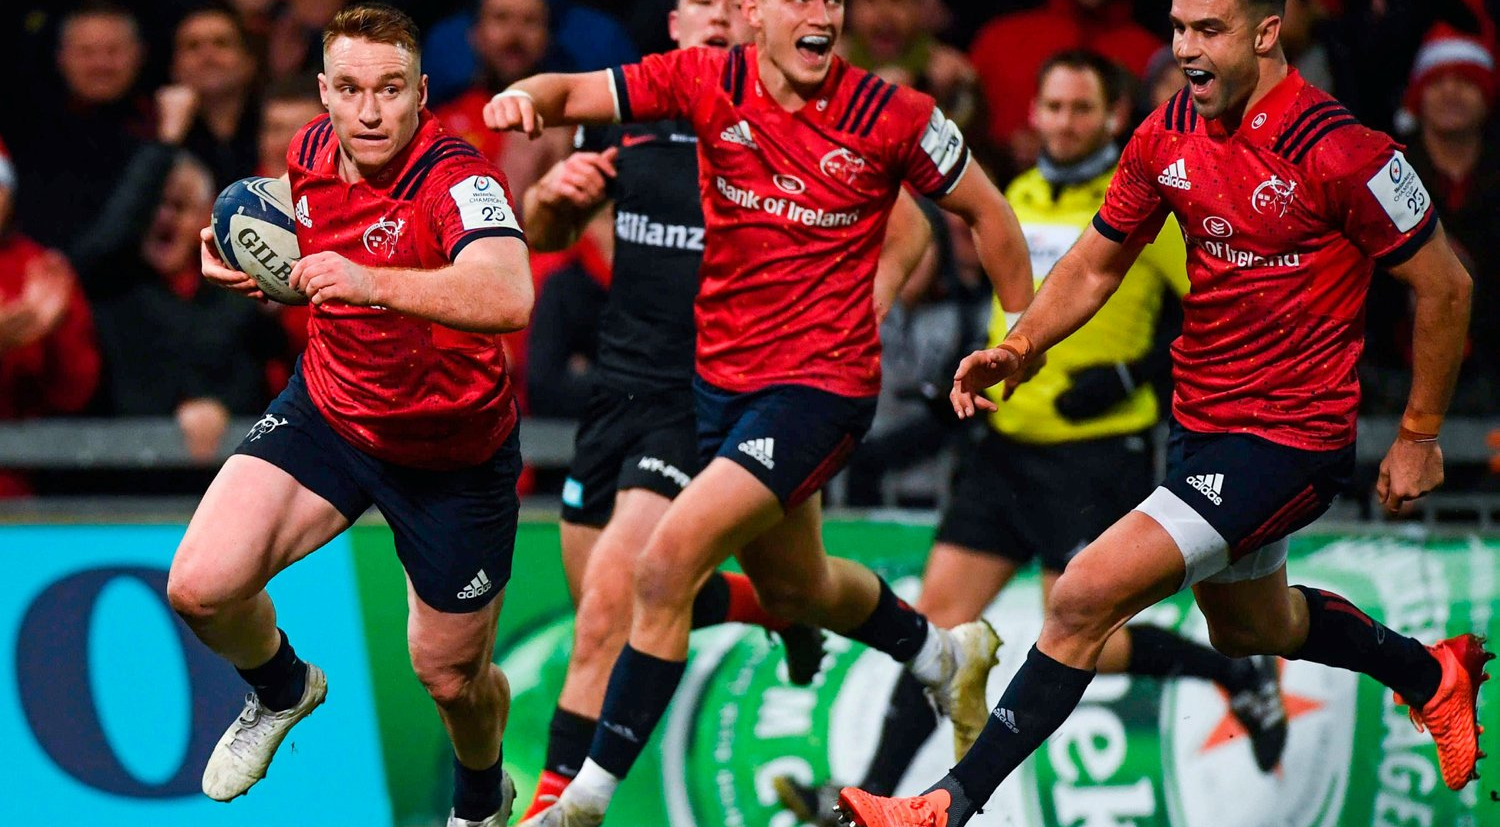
[[308, 108, 439, 190], [741, 43, 847, 119], [1204, 67, 1306, 146]]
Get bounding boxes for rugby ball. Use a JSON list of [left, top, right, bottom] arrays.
[[210, 176, 306, 304]]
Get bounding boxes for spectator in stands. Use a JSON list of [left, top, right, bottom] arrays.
[[1282, 0, 1336, 92], [841, 0, 980, 132], [257, 73, 324, 180], [435, 0, 574, 217], [264, 0, 343, 81], [1139, 45, 1185, 117], [968, 0, 1161, 170], [70, 87, 286, 462], [422, 0, 639, 107], [0, 139, 100, 497], [171, 3, 261, 190], [1365, 28, 1499, 415], [7, 1, 154, 250]]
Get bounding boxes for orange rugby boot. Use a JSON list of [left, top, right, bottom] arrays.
[[1395, 633, 1493, 790], [836, 786, 955, 827]]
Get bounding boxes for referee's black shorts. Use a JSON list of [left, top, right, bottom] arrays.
[[934, 430, 1154, 573]]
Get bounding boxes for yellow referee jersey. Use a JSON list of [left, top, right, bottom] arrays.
[[987, 166, 1189, 443]]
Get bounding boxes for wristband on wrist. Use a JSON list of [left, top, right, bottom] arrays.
[[998, 334, 1033, 362], [497, 88, 534, 103], [1399, 412, 1442, 443], [1398, 426, 1439, 443]]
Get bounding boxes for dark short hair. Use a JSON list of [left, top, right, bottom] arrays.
[[176, 1, 251, 52], [1246, 0, 1287, 18], [323, 3, 422, 58], [1037, 49, 1126, 106], [60, 0, 140, 43]]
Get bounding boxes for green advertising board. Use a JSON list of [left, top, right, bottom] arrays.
[[347, 523, 1499, 827]]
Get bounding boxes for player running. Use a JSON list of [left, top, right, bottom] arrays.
[[774, 48, 1293, 824], [838, 1, 1489, 825], [484, 0, 1035, 822], [514, 0, 829, 817], [169, 7, 532, 826]]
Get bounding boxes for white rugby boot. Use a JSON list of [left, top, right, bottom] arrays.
[[201, 663, 327, 801], [447, 770, 518, 827], [921, 620, 1003, 760], [516, 793, 607, 827]]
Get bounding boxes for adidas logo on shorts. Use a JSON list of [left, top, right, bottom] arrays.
[[738, 437, 775, 469], [457, 569, 493, 600], [1157, 158, 1192, 190], [1186, 473, 1224, 505], [720, 119, 758, 149]]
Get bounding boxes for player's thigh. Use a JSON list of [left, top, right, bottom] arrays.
[[734, 492, 830, 607], [1192, 563, 1300, 656], [914, 542, 1022, 627], [1139, 422, 1353, 588], [406, 576, 504, 689], [173, 455, 352, 604], [1044, 510, 1187, 636], [635, 457, 783, 606], [376, 430, 521, 616]]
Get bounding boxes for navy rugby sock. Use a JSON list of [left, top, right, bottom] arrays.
[[948, 645, 1094, 810], [845, 578, 929, 662], [545, 706, 597, 778], [590, 645, 686, 778], [235, 628, 307, 712], [860, 671, 938, 796], [1290, 585, 1442, 708], [452, 749, 505, 821], [1124, 624, 1253, 691]]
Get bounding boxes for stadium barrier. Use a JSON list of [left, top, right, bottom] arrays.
[[3, 519, 1497, 826]]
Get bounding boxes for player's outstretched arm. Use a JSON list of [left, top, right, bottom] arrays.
[[289, 236, 534, 333], [483, 71, 618, 138], [949, 224, 1146, 418], [873, 189, 934, 324], [1375, 223, 1473, 513], [936, 163, 1032, 317], [524, 147, 618, 252]]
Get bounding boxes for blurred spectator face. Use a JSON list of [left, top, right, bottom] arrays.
[[671, 0, 751, 50], [143, 159, 213, 277], [1420, 71, 1489, 136], [745, 0, 844, 90], [260, 96, 327, 177], [849, 0, 921, 63], [57, 12, 144, 105], [473, 0, 550, 86], [319, 37, 426, 173], [1171, 0, 1276, 121], [1031, 65, 1115, 164], [173, 10, 256, 99], [1149, 63, 1188, 109]]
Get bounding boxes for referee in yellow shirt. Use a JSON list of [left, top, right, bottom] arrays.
[[776, 51, 1290, 822]]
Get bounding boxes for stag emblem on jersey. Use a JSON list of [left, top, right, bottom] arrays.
[[820, 147, 868, 185], [362, 216, 406, 257], [1252, 175, 1298, 217]]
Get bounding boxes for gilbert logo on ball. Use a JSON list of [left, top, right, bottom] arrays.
[[211, 176, 306, 304]]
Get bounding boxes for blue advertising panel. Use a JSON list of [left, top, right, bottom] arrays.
[[1, 525, 391, 824]]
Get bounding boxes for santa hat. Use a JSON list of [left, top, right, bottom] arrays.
[[1406, 26, 1496, 111], [0, 137, 13, 191]]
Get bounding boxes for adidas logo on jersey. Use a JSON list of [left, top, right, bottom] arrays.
[[738, 438, 775, 469], [1187, 473, 1224, 505], [295, 194, 313, 228], [720, 120, 758, 149], [1158, 158, 1192, 191], [457, 569, 493, 600]]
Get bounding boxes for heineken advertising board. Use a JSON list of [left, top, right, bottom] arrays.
[[484, 529, 1499, 827]]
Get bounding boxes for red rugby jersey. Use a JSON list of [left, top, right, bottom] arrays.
[[1094, 70, 1437, 450], [611, 45, 969, 397], [287, 112, 525, 468]]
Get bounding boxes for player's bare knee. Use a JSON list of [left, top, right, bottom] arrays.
[[410, 652, 487, 708], [1205, 620, 1286, 658], [631, 535, 703, 613], [1045, 570, 1120, 644], [572, 593, 629, 664], [166, 563, 232, 623]]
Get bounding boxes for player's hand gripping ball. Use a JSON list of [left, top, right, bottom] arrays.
[[209, 176, 306, 304]]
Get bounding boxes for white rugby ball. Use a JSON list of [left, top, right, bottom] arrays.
[[210, 176, 306, 305]]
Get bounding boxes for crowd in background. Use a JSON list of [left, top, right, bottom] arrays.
[[0, 0, 1496, 500]]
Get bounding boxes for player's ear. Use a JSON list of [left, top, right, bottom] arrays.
[[1254, 13, 1282, 56], [743, 0, 762, 29], [317, 72, 329, 108], [669, 9, 681, 45], [419, 74, 429, 108]]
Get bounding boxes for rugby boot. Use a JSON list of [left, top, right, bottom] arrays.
[[777, 623, 828, 686], [772, 775, 842, 827], [837, 779, 972, 827], [1226, 655, 1288, 772], [520, 769, 571, 820], [1396, 633, 1493, 790], [202, 662, 327, 801], [923, 620, 1002, 760], [516, 794, 606, 827], [447, 770, 517, 827]]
